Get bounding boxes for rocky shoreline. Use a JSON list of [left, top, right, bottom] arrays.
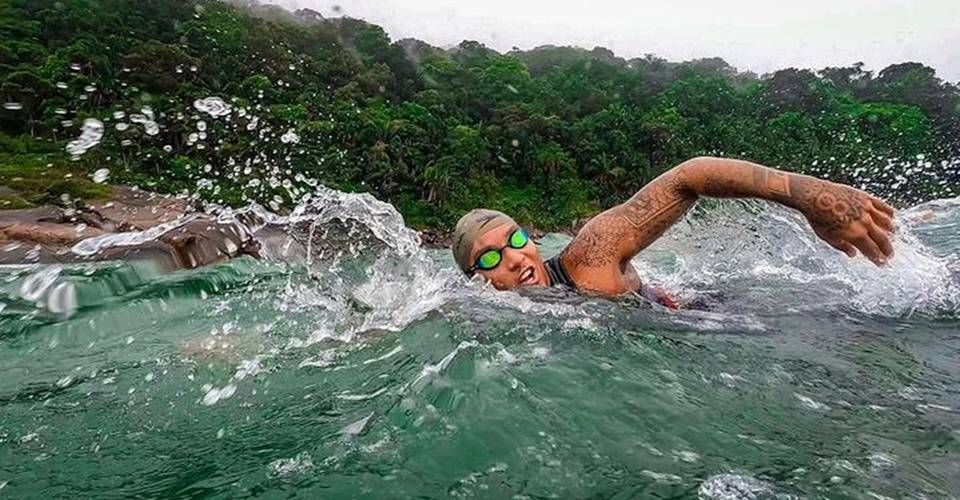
[[0, 186, 258, 269], [0, 186, 586, 270]]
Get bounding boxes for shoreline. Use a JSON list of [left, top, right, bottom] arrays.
[[0, 186, 583, 265]]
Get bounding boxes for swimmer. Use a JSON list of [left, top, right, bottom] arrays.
[[451, 157, 895, 305]]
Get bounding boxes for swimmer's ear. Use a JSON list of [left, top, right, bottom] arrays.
[[471, 273, 494, 292]]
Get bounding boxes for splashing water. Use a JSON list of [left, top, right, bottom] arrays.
[[631, 198, 960, 317], [64, 118, 104, 157], [280, 129, 300, 144], [129, 107, 159, 136], [193, 97, 232, 117], [1, 186, 959, 498], [5, 88, 960, 497], [91, 168, 109, 184], [69, 214, 202, 256]]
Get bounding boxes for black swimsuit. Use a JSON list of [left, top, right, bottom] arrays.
[[544, 253, 574, 288]]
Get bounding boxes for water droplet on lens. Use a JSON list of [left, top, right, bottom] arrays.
[[280, 129, 300, 144], [65, 118, 104, 157], [194, 97, 231, 117], [91, 168, 109, 183]]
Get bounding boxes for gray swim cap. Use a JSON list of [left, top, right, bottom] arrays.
[[451, 209, 516, 273]]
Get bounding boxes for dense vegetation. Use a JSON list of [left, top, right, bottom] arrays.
[[1, 0, 958, 229]]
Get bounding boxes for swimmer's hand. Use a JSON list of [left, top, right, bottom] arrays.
[[794, 178, 896, 265]]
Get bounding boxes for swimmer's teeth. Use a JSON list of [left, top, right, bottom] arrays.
[[520, 268, 533, 283]]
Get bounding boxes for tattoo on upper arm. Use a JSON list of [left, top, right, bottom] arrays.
[[565, 171, 694, 270], [617, 173, 691, 234], [563, 221, 621, 268]]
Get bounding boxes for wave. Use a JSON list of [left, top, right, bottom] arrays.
[[2, 190, 958, 340]]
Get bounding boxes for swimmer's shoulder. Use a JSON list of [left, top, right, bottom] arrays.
[[559, 246, 641, 297]]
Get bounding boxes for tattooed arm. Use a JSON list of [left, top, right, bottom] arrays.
[[563, 157, 896, 294]]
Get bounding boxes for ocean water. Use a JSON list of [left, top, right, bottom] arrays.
[[1, 190, 958, 499]]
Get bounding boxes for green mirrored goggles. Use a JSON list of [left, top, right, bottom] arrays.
[[468, 228, 529, 274]]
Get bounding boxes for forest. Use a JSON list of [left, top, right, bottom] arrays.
[[1, 0, 958, 229]]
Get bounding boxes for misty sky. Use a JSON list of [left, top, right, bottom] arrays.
[[269, 0, 960, 82]]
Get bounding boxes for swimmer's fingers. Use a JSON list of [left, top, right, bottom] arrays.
[[867, 222, 894, 260], [815, 227, 857, 258], [853, 234, 887, 266], [870, 208, 895, 233], [826, 237, 858, 258], [870, 196, 895, 218]]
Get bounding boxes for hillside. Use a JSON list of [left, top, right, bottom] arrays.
[[1, 0, 958, 229]]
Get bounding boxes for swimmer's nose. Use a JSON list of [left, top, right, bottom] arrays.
[[504, 249, 523, 271]]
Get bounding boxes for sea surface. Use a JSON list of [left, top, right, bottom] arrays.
[[1, 190, 958, 499]]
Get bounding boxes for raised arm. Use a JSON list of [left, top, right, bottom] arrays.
[[564, 157, 896, 280]]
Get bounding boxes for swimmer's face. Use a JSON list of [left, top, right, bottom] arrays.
[[469, 223, 549, 290]]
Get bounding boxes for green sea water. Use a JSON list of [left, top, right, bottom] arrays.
[[1, 193, 958, 499]]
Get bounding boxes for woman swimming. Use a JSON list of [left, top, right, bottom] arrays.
[[450, 156, 895, 301]]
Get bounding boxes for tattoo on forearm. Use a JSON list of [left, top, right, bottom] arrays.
[[752, 167, 791, 198], [684, 160, 791, 200], [563, 158, 869, 274], [619, 173, 690, 232], [789, 175, 862, 230]]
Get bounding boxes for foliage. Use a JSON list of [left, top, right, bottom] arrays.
[[0, 0, 958, 229]]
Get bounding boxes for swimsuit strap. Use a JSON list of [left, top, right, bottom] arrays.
[[543, 253, 575, 288]]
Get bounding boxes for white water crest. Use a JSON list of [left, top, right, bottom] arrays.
[[698, 473, 777, 500], [231, 186, 462, 341], [19, 266, 62, 302], [70, 214, 201, 256], [14, 265, 78, 317], [267, 452, 314, 477], [631, 197, 960, 317], [65, 118, 104, 157]]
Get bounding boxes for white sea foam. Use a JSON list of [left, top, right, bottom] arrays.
[[698, 473, 776, 500]]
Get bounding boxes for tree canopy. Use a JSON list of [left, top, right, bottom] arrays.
[[1, 0, 957, 228]]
